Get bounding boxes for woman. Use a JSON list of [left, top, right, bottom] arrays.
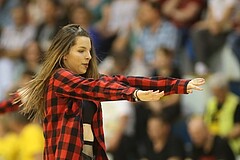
[[0, 24, 205, 160]]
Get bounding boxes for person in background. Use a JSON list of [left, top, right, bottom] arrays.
[[98, 49, 150, 77], [191, 0, 236, 75], [21, 41, 43, 74], [0, 115, 19, 160], [133, 0, 178, 68], [150, 47, 183, 123], [204, 72, 240, 156], [187, 115, 235, 160], [227, 0, 240, 65], [4, 111, 44, 160], [0, 0, 19, 28], [140, 113, 185, 160], [34, 0, 65, 52], [0, 70, 42, 160], [0, 4, 35, 101], [161, 0, 205, 56]]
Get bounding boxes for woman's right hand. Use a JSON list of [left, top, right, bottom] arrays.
[[134, 90, 164, 101]]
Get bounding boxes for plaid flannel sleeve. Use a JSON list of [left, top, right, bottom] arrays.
[[53, 69, 136, 102], [100, 75, 190, 95], [0, 93, 20, 114]]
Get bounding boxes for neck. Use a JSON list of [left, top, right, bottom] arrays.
[[157, 67, 172, 77]]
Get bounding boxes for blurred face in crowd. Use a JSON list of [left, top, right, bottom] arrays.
[[11, 6, 27, 26], [155, 48, 173, 69], [147, 117, 169, 141], [24, 41, 41, 64], [139, 2, 160, 26], [71, 6, 91, 29], [188, 117, 208, 147], [63, 36, 92, 74], [211, 86, 228, 103], [42, 0, 58, 21]]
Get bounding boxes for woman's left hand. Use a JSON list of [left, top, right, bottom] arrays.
[[187, 78, 205, 93]]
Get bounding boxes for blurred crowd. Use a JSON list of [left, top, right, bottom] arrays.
[[0, 0, 240, 160]]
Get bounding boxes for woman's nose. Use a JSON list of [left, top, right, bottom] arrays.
[[86, 51, 92, 59]]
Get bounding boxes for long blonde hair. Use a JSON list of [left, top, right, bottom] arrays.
[[16, 24, 99, 121]]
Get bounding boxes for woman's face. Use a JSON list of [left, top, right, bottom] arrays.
[[63, 36, 92, 74]]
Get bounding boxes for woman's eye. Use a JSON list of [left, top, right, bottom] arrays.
[[78, 50, 84, 53]]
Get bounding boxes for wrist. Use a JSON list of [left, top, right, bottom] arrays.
[[133, 89, 140, 102]]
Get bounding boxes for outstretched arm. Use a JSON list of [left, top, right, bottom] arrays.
[[100, 75, 205, 96], [53, 69, 167, 102], [136, 78, 205, 101]]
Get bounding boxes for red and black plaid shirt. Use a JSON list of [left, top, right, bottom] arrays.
[[0, 68, 190, 160]]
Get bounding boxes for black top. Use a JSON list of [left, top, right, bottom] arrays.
[[190, 136, 235, 160], [82, 100, 97, 124], [142, 135, 185, 160]]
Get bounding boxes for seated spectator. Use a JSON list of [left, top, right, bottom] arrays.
[[204, 72, 240, 156], [98, 49, 150, 76], [84, 0, 111, 23], [139, 113, 185, 160], [0, 4, 35, 100], [35, 0, 65, 52], [150, 47, 182, 123], [187, 115, 235, 160], [0, 115, 19, 160], [5, 111, 44, 160], [161, 0, 205, 62], [227, 1, 240, 65], [0, 70, 44, 160], [0, 0, 19, 28], [21, 41, 43, 74], [191, 0, 236, 75], [133, 0, 178, 67]]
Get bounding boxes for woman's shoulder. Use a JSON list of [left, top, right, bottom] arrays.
[[52, 68, 77, 78]]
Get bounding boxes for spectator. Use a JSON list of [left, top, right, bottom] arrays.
[[5, 111, 44, 160], [187, 115, 235, 160], [0, 0, 19, 28], [25, 0, 44, 26], [0, 4, 35, 100], [161, 0, 205, 71], [134, 0, 178, 68], [107, 0, 138, 34], [34, 0, 65, 52], [227, 1, 240, 65], [84, 0, 111, 23], [139, 113, 185, 160], [153, 47, 183, 121], [0, 115, 19, 160], [21, 41, 43, 74], [204, 72, 240, 156], [98, 49, 150, 76], [191, 0, 236, 75]]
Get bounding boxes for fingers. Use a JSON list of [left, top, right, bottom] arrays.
[[150, 90, 164, 100], [191, 78, 205, 85], [192, 85, 204, 91], [153, 90, 165, 99], [137, 90, 165, 101], [187, 84, 204, 94]]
